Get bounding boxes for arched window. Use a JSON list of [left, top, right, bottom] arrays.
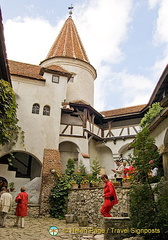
[[32, 103, 40, 114], [43, 105, 50, 116]]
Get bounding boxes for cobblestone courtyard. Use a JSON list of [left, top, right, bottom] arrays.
[[0, 216, 104, 240]]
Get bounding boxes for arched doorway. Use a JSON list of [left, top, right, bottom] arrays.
[[95, 144, 113, 177], [0, 151, 41, 180], [59, 141, 80, 172], [0, 151, 42, 196]]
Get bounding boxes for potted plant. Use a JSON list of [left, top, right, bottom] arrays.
[[72, 171, 83, 188], [111, 180, 120, 187], [77, 215, 88, 226], [122, 177, 131, 187], [80, 178, 90, 189], [91, 177, 102, 187], [91, 157, 102, 179], [70, 180, 78, 189], [65, 214, 74, 223], [91, 180, 99, 187], [9, 182, 15, 191]]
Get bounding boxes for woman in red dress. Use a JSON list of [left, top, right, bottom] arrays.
[[14, 187, 28, 228], [100, 175, 118, 217]]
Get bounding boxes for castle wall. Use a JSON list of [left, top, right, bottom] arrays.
[[40, 57, 96, 106], [67, 187, 130, 227], [11, 73, 68, 162]]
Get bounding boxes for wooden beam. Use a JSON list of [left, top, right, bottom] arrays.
[[70, 125, 73, 135], [91, 114, 95, 132], [62, 125, 69, 134], [119, 127, 124, 136], [83, 109, 87, 128]]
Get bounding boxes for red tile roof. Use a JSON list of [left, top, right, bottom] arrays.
[[9, 60, 71, 81], [101, 104, 146, 118], [9, 60, 45, 81], [42, 65, 70, 74], [46, 17, 89, 63]]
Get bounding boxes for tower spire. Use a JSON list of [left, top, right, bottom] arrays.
[[45, 16, 90, 63], [68, 4, 73, 18]]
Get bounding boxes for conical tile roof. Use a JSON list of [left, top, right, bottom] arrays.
[[46, 17, 89, 63]]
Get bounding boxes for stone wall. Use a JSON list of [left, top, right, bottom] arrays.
[[28, 204, 40, 218], [67, 186, 130, 227], [104, 217, 131, 240], [39, 148, 62, 215]]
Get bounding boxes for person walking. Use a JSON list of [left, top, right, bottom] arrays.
[[14, 187, 28, 228], [100, 175, 118, 217], [111, 160, 124, 186], [0, 188, 13, 228], [0, 187, 7, 197]]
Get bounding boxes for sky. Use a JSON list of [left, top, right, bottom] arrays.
[[0, 0, 168, 112]]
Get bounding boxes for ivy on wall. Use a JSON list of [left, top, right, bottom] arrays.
[[0, 79, 22, 148], [140, 102, 163, 129]]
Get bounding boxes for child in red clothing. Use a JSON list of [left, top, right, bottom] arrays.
[[100, 175, 118, 217], [14, 187, 28, 228]]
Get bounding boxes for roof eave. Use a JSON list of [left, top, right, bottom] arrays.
[[40, 56, 97, 79], [40, 67, 72, 80], [148, 64, 168, 106], [11, 74, 46, 82]]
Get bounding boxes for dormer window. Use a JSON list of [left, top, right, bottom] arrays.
[[43, 105, 50, 116], [32, 103, 40, 114], [52, 75, 59, 83]]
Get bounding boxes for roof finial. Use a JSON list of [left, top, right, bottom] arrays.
[[68, 4, 73, 18]]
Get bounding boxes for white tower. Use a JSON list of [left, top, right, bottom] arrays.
[[40, 15, 97, 106]]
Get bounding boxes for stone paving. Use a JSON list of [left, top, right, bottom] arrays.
[[0, 215, 104, 240]]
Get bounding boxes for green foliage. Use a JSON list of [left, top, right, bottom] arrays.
[[0, 79, 20, 147], [49, 174, 71, 219], [140, 102, 163, 129], [91, 157, 102, 179], [130, 183, 157, 229], [49, 157, 103, 219], [50, 158, 76, 219], [130, 128, 160, 183], [130, 181, 168, 239], [154, 180, 168, 233], [129, 128, 167, 239], [72, 171, 83, 185], [78, 160, 86, 176], [65, 158, 75, 175], [9, 182, 15, 189]]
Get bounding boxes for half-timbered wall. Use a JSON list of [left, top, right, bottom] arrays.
[[104, 124, 141, 139]]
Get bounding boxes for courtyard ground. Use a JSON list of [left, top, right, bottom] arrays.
[[0, 216, 104, 240]]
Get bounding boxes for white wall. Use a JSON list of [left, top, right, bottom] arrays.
[[40, 58, 96, 107], [150, 118, 168, 148], [11, 73, 68, 163]]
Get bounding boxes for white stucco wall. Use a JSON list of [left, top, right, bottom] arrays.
[[11, 73, 68, 163], [40, 58, 96, 106], [149, 118, 168, 148]]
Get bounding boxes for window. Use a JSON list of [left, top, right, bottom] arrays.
[[32, 103, 40, 114], [52, 75, 59, 83], [43, 105, 50, 116]]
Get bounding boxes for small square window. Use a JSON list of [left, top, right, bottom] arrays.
[[52, 75, 59, 83]]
